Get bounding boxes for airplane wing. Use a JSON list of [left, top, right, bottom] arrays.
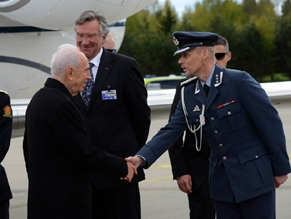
[[11, 81, 291, 138]]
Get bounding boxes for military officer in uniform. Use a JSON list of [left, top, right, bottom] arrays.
[[0, 90, 13, 219], [167, 35, 231, 219], [126, 31, 291, 219]]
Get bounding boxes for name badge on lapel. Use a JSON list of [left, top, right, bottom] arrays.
[[101, 90, 117, 100]]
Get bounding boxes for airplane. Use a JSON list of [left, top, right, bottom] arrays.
[[0, 0, 156, 99], [1, 1, 290, 138], [0, 0, 156, 137]]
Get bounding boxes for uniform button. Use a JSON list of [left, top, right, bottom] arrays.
[[219, 144, 223, 147], [196, 119, 199, 122], [223, 156, 227, 160], [227, 111, 231, 115], [255, 155, 259, 158], [214, 130, 218, 134], [211, 117, 215, 121]]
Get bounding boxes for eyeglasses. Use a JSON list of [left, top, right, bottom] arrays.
[[215, 52, 228, 60], [76, 33, 101, 40]]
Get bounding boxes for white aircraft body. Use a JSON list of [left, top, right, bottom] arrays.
[[0, 0, 156, 99], [11, 80, 291, 137]]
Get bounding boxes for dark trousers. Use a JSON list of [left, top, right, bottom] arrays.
[[92, 183, 141, 219], [213, 189, 275, 219], [0, 200, 9, 219], [188, 180, 215, 219]]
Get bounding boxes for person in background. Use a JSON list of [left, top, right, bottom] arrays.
[[168, 35, 231, 219], [103, 33, 116, 53], [213, 36, 231, 68], [126, 31, 290, 219], [23, 44, 136, 219], [0, 90, 13, 219], [73, 10, 150, 219]]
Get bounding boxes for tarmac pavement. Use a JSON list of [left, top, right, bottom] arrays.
[[3, 103, 291, 218]]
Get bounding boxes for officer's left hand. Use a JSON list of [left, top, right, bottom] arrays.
[[176, 174, 192, 194], [274, 175, 288, 188]]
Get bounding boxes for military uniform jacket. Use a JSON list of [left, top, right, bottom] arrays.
[[138, 65, 291, 203], [74, 49, 151, 189], [23, 78, 129, 219], [168, 79, 211, 192], [0, 91, 13, 202]]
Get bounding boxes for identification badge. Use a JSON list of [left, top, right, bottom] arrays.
[[101, 90, 117, 100]]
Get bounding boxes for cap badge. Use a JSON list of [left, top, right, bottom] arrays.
[[3, 105, 12, 118], [173, 36, 179, 46]]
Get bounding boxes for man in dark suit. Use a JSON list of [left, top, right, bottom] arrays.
[[73, 10, 150, 219], [168, 36, 231, 219], [23, 44, 136, 219], [127, 32, 290, 219], [0, 90, 13, 219]]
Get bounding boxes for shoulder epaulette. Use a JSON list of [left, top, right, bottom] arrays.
[[0, 90, 8, 95], [180, 76, 197, 87]]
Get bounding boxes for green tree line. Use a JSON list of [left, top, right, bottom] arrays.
[[118, 0, 291, 82]]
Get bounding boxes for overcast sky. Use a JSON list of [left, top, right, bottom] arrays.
[[157, 0, 282, 17], [157, 0, 200, 16]]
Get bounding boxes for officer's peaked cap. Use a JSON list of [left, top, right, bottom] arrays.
[[172, 31, 219, 56]]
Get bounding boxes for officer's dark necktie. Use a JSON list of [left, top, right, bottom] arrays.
[[82, 62, 95, 107], [204, 84, 210, 96]]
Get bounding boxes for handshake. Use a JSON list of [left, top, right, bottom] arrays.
[[122, 156, 145, 182]]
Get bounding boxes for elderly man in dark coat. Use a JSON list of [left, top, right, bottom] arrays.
[[0, 90, 13, 219], [23, 44, 136, 219]]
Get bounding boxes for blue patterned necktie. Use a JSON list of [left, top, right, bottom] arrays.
[[82, 62, 95, 107]]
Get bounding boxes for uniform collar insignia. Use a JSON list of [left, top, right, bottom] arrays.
[[193, 105, 201, 112], [214, 71, 223, 87], [3, 105, 12, 118], [195, 81, 200, 94]]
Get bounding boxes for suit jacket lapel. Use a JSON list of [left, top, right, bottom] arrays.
[[88, 51, 113, 107]]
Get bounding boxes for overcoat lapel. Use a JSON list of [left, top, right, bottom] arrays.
[[74, 93, 87, 113]]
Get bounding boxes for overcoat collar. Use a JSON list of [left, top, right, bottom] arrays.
[[44, 77, 72, 98]]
